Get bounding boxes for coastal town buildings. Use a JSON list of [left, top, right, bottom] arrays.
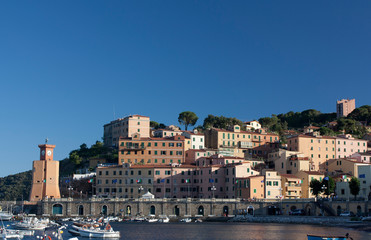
[[287, 134, 336, 171], [351, 151, 371, 163], [204, 125, 279, 158], [335, 134, 368, 159], [244, 120, 261, 130], [118, 134, 186, 165], [324, 158, 369, 178], [336, 98, 356, 118], [182, 130, 205, 150], [280, 174, 301, 199], [263, 170, 282, 200], [103, 115, 150, 147], [358, 165, 371, 200], [235, 175, 265, 199], [295, 171, 324, 198], [267, 149, 310, 175]]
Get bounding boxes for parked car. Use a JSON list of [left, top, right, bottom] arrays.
[[339, 211, 354, 217], [289, 209, 305, 215]]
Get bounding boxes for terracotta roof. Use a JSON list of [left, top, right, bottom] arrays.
[[280, 174, 300, 179], [287, 134, 335, 139], [302, 171, 324, 175]]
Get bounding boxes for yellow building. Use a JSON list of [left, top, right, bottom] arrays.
[[103, 115, 150, 147], [295, 171, 324, 198], [268, 149, 310, 175], [280, 174, 301, 199], [205, 125, 279, 157], [287, 134, 336, 171], [325, 158, 369, 178]]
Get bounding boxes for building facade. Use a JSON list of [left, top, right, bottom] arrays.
[[287, 134, 336, 171], [335, 134, 368, 159], [118, 134, 186, 165], [336, 98, 356, 118], [103, 115, 150, 147]]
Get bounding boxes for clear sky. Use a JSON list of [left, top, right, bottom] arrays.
[[1, 1, 370, 177]]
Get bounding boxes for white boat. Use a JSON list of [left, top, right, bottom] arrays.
[[0, 212, 13, 221], [0, 228, 23, 239], [158, 217, 169, 223], [180, 218, 192, 223], [13, 217, 48, 230], [146, 216, 158, 223], [77, 223, 120, 238]]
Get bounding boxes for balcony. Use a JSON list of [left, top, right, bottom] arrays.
[[120, 145, 146, 150], [239, 141, 253, 149]]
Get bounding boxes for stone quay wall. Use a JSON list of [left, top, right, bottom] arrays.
[[38, 198, 371, 218]]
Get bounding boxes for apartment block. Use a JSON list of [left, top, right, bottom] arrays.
[[280, 174, 301, 199], [336, 98, 356, 118], [295, 171, 324, 198], [358, 165, 371, 200], [205, 125, 279, 157], [236, 175, 265, 199], [118, 134, 185, 165], [335, 134, 368, 159], [287, 134, 336, 171], [325, 158, 369, 178], [351, 151, 371, 163], [268, 149, 310, 175], [244, 120, 261, 130], [103, 115, 150, 147], [263, 170, 282, 200], [96, 161, 259, 199], [182, 130, 205, 150]]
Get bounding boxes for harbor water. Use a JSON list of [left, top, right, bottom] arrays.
[[11, 221, 371, 240]]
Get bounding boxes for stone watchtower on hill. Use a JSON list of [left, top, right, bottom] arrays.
[[29, 143, 61, 202]]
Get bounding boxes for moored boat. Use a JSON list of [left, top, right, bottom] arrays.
[[307, 233, 353, 240], [0, 212, 14, 221], [77, 223, 120, 238], [13, 217, 48, 230]]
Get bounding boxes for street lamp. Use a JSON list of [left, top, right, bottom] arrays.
[[321, 185, 327, 216], [211, 186, 216, 216], [211, 186, 216, 199], [138, 186, 144, 198], [68, 186, 73, 199]]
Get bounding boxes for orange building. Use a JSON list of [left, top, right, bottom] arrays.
[[287, 134, 336, 171], [118, 134, 186, 165], [29, 144, 61, 201]]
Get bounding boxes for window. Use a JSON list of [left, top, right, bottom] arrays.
[[155, 171, 160, 175]]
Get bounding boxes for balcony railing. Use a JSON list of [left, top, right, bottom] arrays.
[[120, 145, 146, 150]]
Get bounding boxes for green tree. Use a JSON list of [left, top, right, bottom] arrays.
[[310, 179, 323, 197], [178, 111, 198, 131], [69, 151, 82, 165], [349, 177, 360, 200], [150, 121, 159, 129], [321, 176, 335, 196], [348, 105, 371, 124], [319, 127, 335, 136]]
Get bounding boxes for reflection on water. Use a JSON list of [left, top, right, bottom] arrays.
[[63, 222, 370, 240]]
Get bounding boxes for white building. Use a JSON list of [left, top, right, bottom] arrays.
[[244, 120, 261, 130], [358, 165, 371, 200], [182, 130, 205, 150]]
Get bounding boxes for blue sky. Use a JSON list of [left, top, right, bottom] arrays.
[[1, 1, 370, 177]]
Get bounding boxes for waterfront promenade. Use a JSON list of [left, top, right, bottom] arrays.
[[2, 198, 369, 218]]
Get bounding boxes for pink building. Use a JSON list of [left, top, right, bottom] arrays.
[[335, 134, 368, 159], [351, 151, 371, 163], [337, 99, 355, 118]]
